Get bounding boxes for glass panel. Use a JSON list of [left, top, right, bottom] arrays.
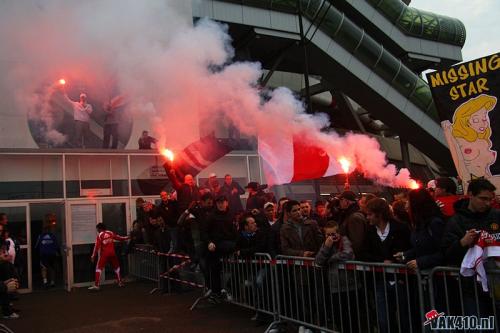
[[270, 0, 297, 13], [0, 206, 27, 245], [0, 206, 29, 289], [101, 203, 127, 236], [248, 156, 262, 183], [355, 35, 383, 69], [101, 203, 128, 281], [392, 65, 417, 97], [71, 204, 97, 245], [333, 19, 363, 53], [71, 203, 97, 284], [17, 248, 29, 289], [197, 155, 249, 184], [376, 0, 405, 20], [0, 155, 63, 199], [72, 244, 95, 283], [321, 8, 343, 38], [65, 155, 129, 197], [130, 155, 170, 196], [30, 203, 65, 290], [373, 50, 400, 82], [410, 79, 437, 120]]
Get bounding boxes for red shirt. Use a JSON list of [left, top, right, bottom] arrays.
[[435, 195, 462, 218], [92, 230, 128, 258]]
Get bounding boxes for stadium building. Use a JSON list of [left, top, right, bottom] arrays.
[[0, 0, 464, 291]]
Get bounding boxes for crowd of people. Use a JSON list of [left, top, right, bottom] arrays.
[[0, 172, 498, 327], [129, 169, 500, 331]]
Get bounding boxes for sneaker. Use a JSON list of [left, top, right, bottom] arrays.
[[88, 285, 100, 291], [220, 289, 233, 302], [207, 293, 222, 304], [3, 312, 20, 319], [118, 281, 125, 287]]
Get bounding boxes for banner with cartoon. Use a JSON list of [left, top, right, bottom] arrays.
[[427, 52, 500, 192]]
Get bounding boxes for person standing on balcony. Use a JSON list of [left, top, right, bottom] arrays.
[[64, 92, 93, 148]]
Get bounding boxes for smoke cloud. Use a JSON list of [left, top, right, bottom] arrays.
[[0, 0, 415, 186]]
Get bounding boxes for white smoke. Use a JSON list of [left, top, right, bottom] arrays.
[[0, 0, 415, 186]]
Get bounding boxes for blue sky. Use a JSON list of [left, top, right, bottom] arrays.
[[414, 0, 499, 62]]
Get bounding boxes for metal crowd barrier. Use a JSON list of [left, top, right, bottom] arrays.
[[220, 253, 280, 325], [216, 256, 499, 333], [426, 266, 499, 330], [128, 248, 499, 333], [129, 246, 205, 295], [128, 244, 161, 293]]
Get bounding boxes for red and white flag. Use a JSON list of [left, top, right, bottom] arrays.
[[163, 134, 232, 178], [258, 133, 343, 185]]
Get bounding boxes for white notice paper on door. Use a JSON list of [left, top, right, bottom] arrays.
[[71, 205, 97, 244]]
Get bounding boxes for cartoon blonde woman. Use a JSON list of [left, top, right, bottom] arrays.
[[443, 94, 497, 181]]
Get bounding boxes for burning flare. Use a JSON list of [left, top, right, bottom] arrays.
[[338, 157, 351, 174], [161, 148, 174, 162], [407, 179, 420, 189], [58, 78, 66, 85]]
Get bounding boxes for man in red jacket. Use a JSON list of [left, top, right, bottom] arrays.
[[89, 223, 129, 291]]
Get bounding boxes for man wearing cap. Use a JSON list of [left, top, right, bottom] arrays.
[[204, 173, 221, 196], [65, 92, 93, 148], [245, 182, 266, 211], [337, 191, 368, 258]]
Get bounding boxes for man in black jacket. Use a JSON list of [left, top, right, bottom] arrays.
[[245, 182, 266, 211], [167, 170, 200, 212], [220, 174, 245, 219], [206, 195, 237, 302], [337, 191, 369, 259], [156, 191, 179, 252], [441, 178, 499, 318], [362, 198, 411, 333], [236, 214, 268, 257]]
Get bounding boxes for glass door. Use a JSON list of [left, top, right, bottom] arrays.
[[67, 201, 98, 288], [67, 199, 130, 288], [0, 203, 31, 292], [100, 200, 130, 282], [29, 203, 66, 291]]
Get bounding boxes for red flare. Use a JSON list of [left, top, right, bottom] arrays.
[[338, 157, 351, 174], [408, 179, 420, 189], [58, 78, 66, 85], [161, 149, 174, 162]]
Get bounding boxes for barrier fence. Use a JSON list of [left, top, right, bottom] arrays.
[[128, 247, 500, 332]]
